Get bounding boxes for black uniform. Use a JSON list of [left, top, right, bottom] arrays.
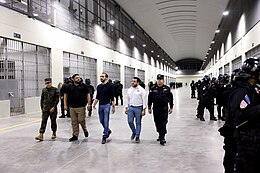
[[148, 84, 173, 142], [60, 83, 71, 118], [39, 86, 59, 133], [190, 80, 196, 98], [231, 82, 260, 173], [85, 82, 94, 116], [195, 80, 202, 99], [114, 80, 123, 105], [197, 78, 217, 121], [218, 79, 242, 173]]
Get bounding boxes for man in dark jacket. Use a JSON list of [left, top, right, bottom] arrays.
[[85, 78, 95, 116], [148, 74, 173, 145], [59, 77, 71, 118], [230, 58, 260, 173]]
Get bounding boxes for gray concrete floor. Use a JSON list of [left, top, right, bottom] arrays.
[[0, 86, 225, 173]]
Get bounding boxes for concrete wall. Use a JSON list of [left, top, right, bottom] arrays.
[[0, 100, 10, 117], [0, 5, 176, 115], [205, 12, 260, 76], [0, 6, 175, 88], [24, 97, 41, 114]]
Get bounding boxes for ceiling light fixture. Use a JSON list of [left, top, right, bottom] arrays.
[[223, 11, 229, 16], [151, 50, 154, 53], [215, 29, 220, 33], [130, 35, 135, 39], [211, 41, 215, 44], [157, 55, 160, 57], [109, 20, 115, 25], [143, 44, 146, 47]]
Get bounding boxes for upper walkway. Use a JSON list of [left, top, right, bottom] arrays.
[[0, 86, 224, 173]]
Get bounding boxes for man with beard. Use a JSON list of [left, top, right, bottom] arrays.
[[125, 77, 147, 143], [93, 72, 115, 144], [64, 74, 91, 142]]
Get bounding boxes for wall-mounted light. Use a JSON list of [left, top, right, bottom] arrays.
[[211, 41, 215, 44], [209, 48, 212, 50], [206, 53, 209, 55], [223, 11, 229, 16], [215, 29, 220, 33], [130, 35, 135, 39]]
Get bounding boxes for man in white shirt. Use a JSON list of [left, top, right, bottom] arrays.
[[125, 77, 147, 143]]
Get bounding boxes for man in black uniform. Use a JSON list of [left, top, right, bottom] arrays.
[[230, 58, 260, 173], [190, 80, 196, 98], [195, 80, 202, 99], [196, 75, 217, 121], [148, 74, 173, 145], [85, 78, 95, 116], [218, 69, 244, 173], [59, 77, 71, 118], [35, 78, 59, 141], [114, 80, 123, 106]]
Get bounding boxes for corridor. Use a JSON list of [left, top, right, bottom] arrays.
[[0, 86, 224, 173]]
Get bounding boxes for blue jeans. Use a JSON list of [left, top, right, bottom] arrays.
[[127, 106, 142, 138], [98, 104, 111, 138]]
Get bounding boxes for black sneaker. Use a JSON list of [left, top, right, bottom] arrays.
[[200, 117, 205, 121], [108, 130, 112, 138], [69, 135, 78, 142], [160, 139, 166, 145], [210, 117, 217, 121], [101, 137, 106, 144], [84, 130, 89, 138], [131, 133, 136, 140], [135, 137, 140, 143]]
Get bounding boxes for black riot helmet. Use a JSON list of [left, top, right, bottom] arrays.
[[218, 74, 224, 81], [85, 78, 91, 85], [203, 75, 211, 83], [241, 57, 260, 74], [224, 73, 230, 82], [233, 68, 250, 81]]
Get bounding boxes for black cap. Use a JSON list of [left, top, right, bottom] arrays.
[[44, 78, 52, 82], [157, 74, 164, 80]]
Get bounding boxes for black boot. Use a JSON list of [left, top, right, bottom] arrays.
[[159, 136, 166, 145], [200, 116, 205, 121], [101, 137, 106, 144], [69, 135, 78, 142]]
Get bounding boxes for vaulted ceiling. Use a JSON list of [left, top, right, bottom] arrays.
[[115, 0, 229, 64]]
